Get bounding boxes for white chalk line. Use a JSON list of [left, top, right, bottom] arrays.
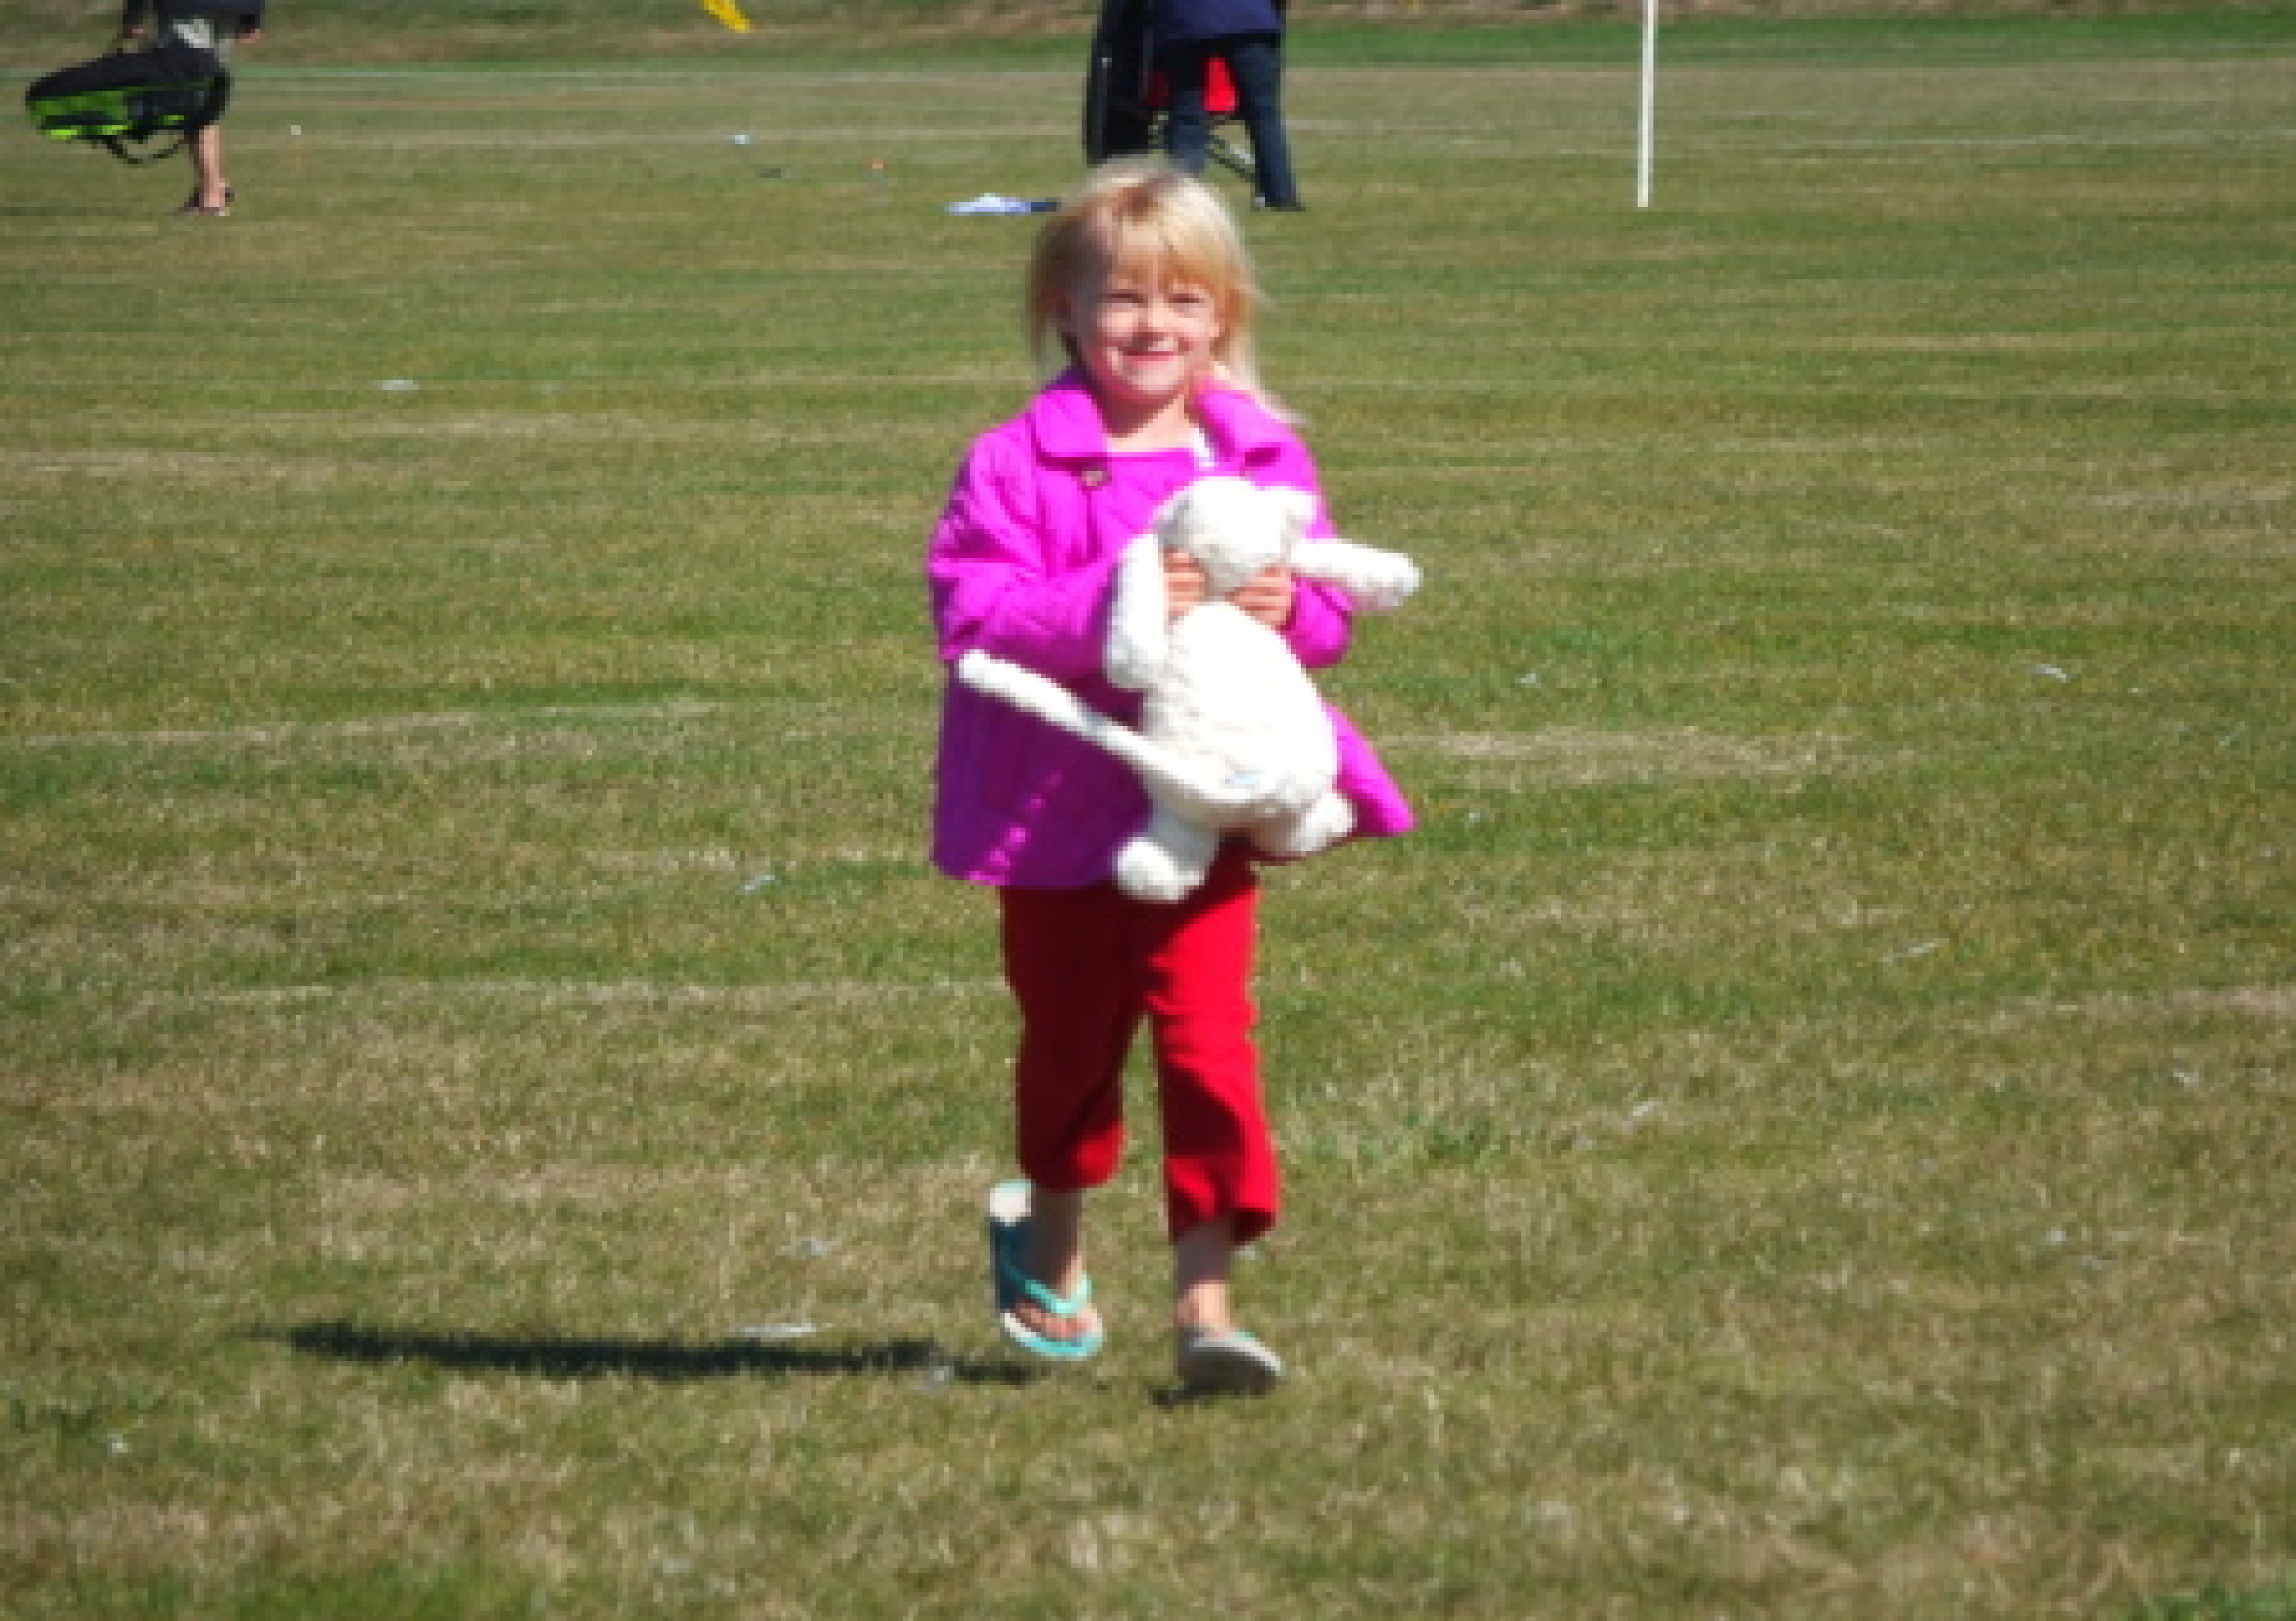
[[5, 700, 725, 753], [132, 975, 999, 1016]]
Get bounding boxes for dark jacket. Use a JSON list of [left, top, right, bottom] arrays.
[[1151, 0, 1283, 52], [121, 1, 266, 32]]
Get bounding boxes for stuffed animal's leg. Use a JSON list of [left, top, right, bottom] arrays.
[[1251, 792, 1355, 862], [955, 650, 1156, 769], [1115, 804, 1222, 903], [1289, 541, 1422, 612], [956, 651, 1287, 821]]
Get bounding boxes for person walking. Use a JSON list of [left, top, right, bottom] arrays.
[[117, 0, 264, 216], [1152, 0, 1303, 211], [926, 161, 1410, 1392]]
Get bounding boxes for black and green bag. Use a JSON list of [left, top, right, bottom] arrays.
[[24, 42, 231, 164]]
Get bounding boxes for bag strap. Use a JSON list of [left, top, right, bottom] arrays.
[[98, 129, 193, 165]]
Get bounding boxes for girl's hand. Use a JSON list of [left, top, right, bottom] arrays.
[[1229, 566, 1296, 630], [1163, 551, 1207, 622]]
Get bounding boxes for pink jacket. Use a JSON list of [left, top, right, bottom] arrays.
[[928, 372, 1414, 888]]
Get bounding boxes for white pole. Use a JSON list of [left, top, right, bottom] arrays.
[[1636, 0, 1658, 208]]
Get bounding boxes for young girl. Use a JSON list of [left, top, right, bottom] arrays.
[[926, 159, 1410, 1393]]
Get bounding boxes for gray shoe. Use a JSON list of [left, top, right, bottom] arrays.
[[1176, 1327, 1283, 1394]]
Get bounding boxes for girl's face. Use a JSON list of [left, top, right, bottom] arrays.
[[1060, 260, 1225, 439]]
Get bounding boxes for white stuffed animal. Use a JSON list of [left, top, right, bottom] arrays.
[[956, 476, 1420, 902]]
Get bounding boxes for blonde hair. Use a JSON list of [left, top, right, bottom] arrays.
[[1025, 158, 1280, 413]]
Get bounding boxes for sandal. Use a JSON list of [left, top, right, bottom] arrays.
[[987, 1180, 1104, 1363], [1176, 1327, 1283, 1395]]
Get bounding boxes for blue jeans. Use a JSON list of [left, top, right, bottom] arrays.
[[1160, 34, 1300, 209]]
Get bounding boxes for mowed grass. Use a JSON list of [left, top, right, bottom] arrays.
[[3, 13, 2292, 1617]]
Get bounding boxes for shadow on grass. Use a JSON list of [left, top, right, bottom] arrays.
[[272, 1318, 1037, 1386]]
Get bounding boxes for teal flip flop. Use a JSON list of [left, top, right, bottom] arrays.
[[987, 1180, 1105, 1363]]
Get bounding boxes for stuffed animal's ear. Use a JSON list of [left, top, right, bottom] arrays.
[[1152, 483, 1202, 552], [1105, 531, 1171, 689]]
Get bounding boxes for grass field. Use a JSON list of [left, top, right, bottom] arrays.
[[4, 10, 2292, 1617]]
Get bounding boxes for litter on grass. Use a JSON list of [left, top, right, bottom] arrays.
[[947, 193, 1058, 216]]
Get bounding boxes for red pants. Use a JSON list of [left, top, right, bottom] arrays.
[[997, 842, 1279, 1245]]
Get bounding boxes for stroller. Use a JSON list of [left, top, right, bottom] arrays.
[[1083, 0, 1257, 185]]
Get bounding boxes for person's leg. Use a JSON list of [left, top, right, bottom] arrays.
[[168, 15, 233, 213], [1018, 1185, 1089, 1317], [189, 124, 228, 213], [998, 883, 1143, 1345], [1158, 42, 1216, 177], [1141, 843, 1278, 1335], [1222, 36, 1300, 209], [1173, 1215, 1239, 1337], [1171, 1208, 1283, 1390]]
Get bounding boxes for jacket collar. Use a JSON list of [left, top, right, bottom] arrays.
[[1028, 369, 1289, 465]]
